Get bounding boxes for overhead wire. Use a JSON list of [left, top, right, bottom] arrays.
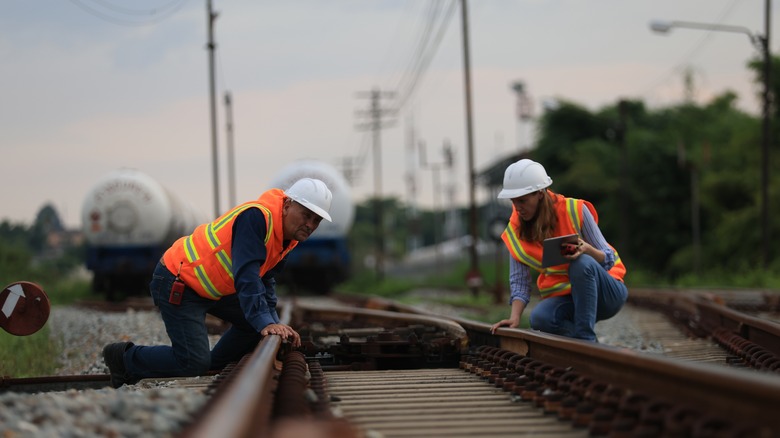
[[393, 1, 444, 102], [67, 0, 190, 26], [346, 0, 457, 189], [349, 1, 429, 175], [393, 0, 458, 112], [347, 0, 457, 189]]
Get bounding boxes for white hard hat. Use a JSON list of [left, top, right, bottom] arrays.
[[497, 159, 552, 199], [285, 178, 333, 222]]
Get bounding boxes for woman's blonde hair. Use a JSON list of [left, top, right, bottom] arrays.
[[517, 190, 557, 243]]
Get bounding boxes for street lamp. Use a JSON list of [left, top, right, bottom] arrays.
[[650, 12, 772, 268]]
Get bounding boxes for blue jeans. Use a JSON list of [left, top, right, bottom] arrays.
[[529, 255, 627, 341], [123, 261, 263, 380]]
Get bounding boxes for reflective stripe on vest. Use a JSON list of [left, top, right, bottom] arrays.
[[502, 192, 626, 299], [163, 188, 296, 300], [183, 203, 273, 299]]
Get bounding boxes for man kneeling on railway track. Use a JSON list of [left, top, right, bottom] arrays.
[[102, 178, 333, 388]]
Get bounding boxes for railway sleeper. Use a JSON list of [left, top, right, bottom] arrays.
[[454, 345, 768, 437]]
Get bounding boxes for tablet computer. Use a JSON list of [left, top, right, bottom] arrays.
[[541, 234, 579, 268]]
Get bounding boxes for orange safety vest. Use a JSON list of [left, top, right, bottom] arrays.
[[162, 188, 298, 300], [501, 191, 626, 299]]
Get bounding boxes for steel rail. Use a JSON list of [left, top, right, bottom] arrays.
[[629, 287, 780, 356], [338, 294, 780, 431], [179, 304, 294, 438], [0, 374, 111, 393], [180, 296, 780, 436], [488, 325, 780, 432]]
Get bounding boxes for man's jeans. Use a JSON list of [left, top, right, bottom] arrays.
[[529, 255, 627, 341], [123, 261, 262, 380]]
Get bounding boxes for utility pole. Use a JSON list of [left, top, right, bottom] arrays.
[[405, 116, 421, 252], [355, 88, 395, 280], [224, 91, 236, 208], [460, 0, 481, 295], [419, 141, 450, 273], [617, 100, 629, 260], [206, 0, 220, 218], [760, 0, 772, 268]]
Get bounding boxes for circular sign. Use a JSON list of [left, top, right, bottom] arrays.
[[0, 281, 51, 336]]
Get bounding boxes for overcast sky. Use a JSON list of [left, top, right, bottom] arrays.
[[1, 0, 774, 229]]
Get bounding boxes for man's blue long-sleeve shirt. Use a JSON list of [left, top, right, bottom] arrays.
[[231, 207, 288, 332]]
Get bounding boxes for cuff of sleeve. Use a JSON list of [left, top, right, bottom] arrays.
[[256, 312, 277, 331], [510, 296, 530, 306]]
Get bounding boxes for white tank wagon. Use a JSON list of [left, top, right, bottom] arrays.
[[81, 168, 207, 299], [267, 160, 355, 293]]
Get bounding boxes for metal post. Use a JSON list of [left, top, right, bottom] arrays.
[[224, 92, 236, 208], [760, 0, 772, 267], [460, 0, 481, 295], [617, 100, 629, 260], [371, 88, 385, 280], [207, 0, 220, 218]]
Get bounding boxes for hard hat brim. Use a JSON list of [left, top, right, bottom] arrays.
[[497, 181, 551, 200], [497, 187, 534, 199]]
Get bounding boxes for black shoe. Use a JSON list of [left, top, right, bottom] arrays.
[[103, 342, 134, 388]]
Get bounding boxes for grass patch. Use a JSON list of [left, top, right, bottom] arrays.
[[44, 278, 92, 306], [0, 277, 90, 377], [0, 325, 60, 377]]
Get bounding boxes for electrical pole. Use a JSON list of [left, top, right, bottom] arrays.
[[419, 141, 446, 272], [617, 100, 629, 260], [405, 116, 421, 252], [460, 0, 481, 295], [206, 0, 220, 218], [355, 88, 395, 280], [224, 91, 236, 208], [760, 0, 772, 268]]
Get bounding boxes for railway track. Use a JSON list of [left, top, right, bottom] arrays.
[[3, 289, 780, 437], [181, 293, 780, 437]]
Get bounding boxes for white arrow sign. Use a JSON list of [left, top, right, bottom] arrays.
[[1, 284, 25, 318]]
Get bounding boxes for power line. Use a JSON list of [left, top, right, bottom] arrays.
[[347, 0, 455, 190], [355, 88, 396, 280], [393, 0, 458, 111], [68, 0, 190, 26], [394, 1, 444, 94]]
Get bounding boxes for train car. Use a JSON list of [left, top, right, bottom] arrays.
[[81, 168, 207, 300], [267, 160, 355, 294]]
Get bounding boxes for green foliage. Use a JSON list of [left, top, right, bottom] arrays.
[[674, 268, 780, 289], [45, 278, 93, 306], [521, 86, 780, 284], [338, 270, 418, 298], [0, 326, 59, 377]]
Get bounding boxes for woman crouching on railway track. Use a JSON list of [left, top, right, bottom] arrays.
[[490, 159, 627, 342], [102, 178, 334, 388]]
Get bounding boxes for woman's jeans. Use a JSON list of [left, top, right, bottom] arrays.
[[529, 255, 627, 341], [123, 261, 262, 380]]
